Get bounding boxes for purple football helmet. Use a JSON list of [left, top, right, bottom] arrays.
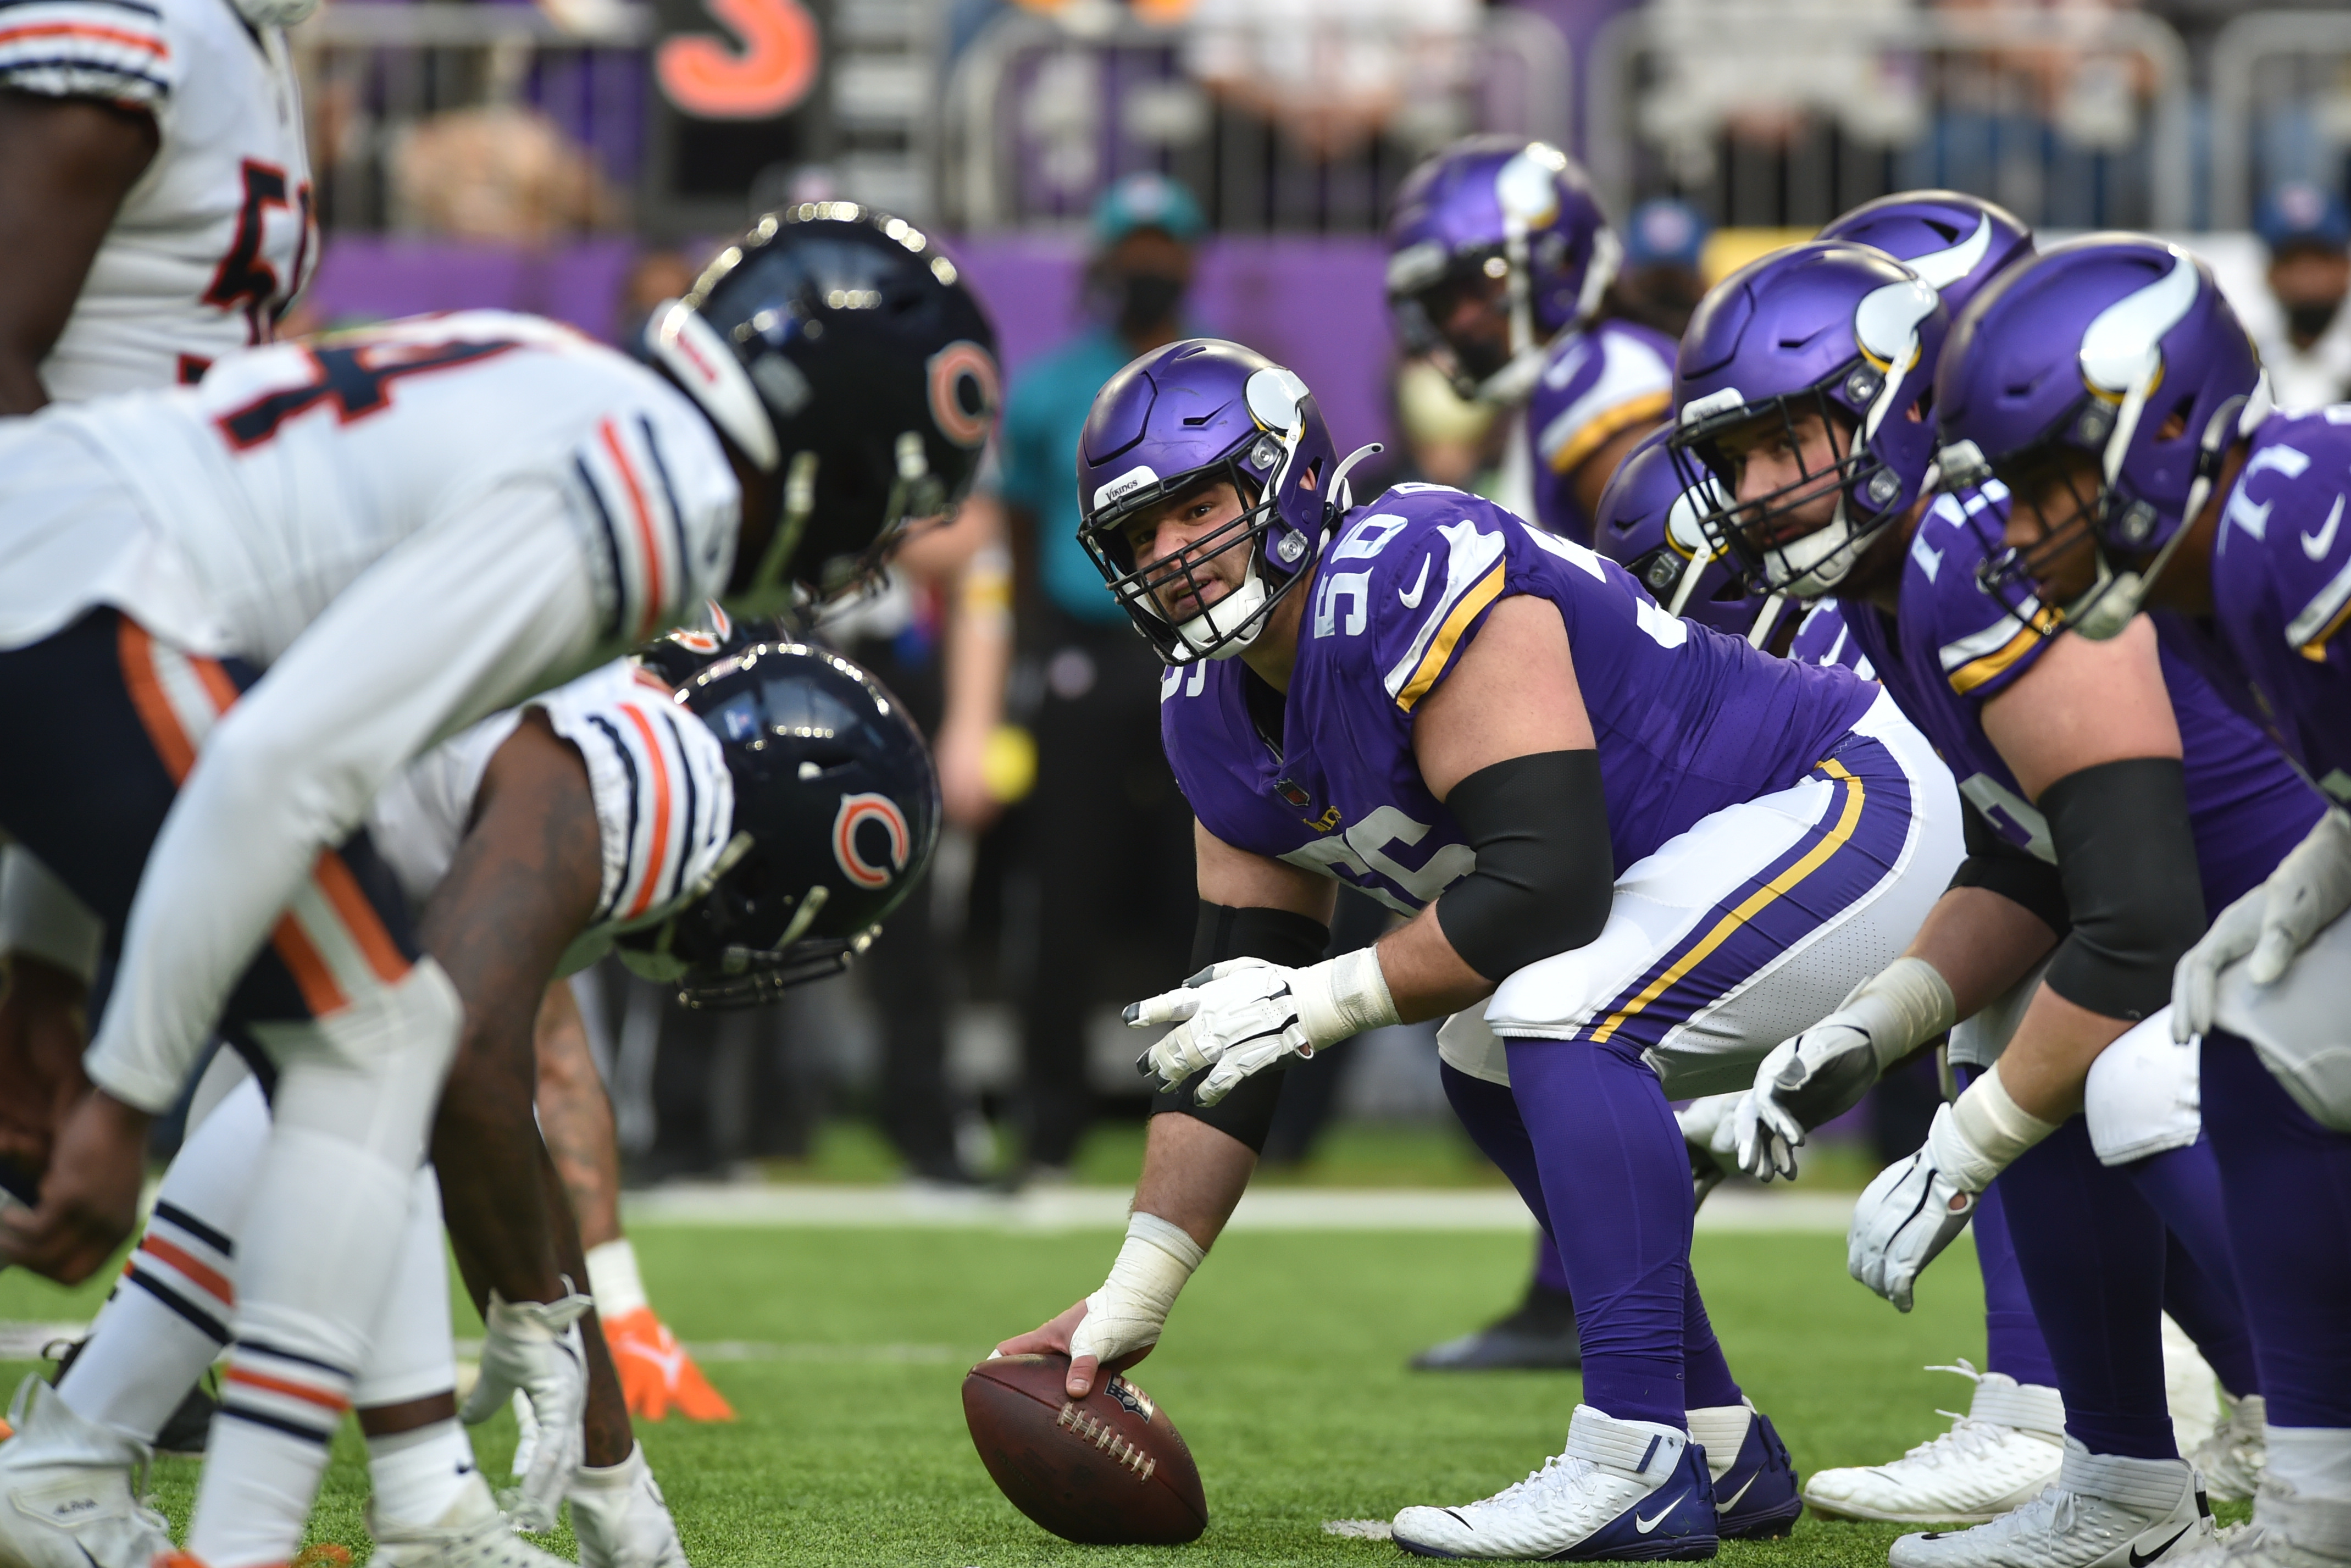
[[1670, 241, 1945, 598], [1938, 236, 2266, 640], [1385, 136, 1619, 401], [1817, 190, 2034, 326], [1077, 338, 1372, 664], [1595, 428, 1771, 638]]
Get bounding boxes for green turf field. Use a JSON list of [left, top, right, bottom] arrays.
[[0, 1216, 2243, 1566]]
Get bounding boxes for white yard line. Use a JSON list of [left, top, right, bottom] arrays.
[[620, 1184, 1853, 1233]]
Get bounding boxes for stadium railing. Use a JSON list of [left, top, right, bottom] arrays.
[[2209, 10, 2351, 232], [1585, 3, 2192, 235]]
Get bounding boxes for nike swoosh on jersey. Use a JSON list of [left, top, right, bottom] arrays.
[[1399, 556, 1431, 609], [2130, 1524, 2193, 1566], [1634, 1492, 1688, 1533], [2304, 496, 2344, 562]]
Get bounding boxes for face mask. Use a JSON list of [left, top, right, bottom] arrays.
[[1107, 271, 1186, 339], [2286, 299, 2342, 342]]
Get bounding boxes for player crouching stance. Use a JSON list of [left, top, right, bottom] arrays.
[[995, 339, 1964, 1559]]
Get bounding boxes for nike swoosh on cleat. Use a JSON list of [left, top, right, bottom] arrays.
[[2130, 1525, 2193, 1566], [1635, 1492, 1688, 1532], [1720, 1473, 1758, 1511]]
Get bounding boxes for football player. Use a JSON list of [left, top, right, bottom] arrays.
[[1929, 236, 2351, 1568], [0, 206, 992, 1568], [1666, 219, 2315, 1566], [0, 639, 936, 1568], [1384, 135, 1679, 1373], [996, 336, 1969, 1559], [0, 0, 317, 1210]]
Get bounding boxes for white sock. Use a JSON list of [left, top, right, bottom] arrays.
[[190, 1391, 342, 1567], [585, 1238, 648, 1319], [1685, 1404, 1752, 1484], [2270, 1427, 2351, 1504], [367, 1419, 478, 1530], [61, 1077, 269, 1443]]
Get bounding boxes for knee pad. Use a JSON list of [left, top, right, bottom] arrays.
[[2086, 1010, 2202, 1166], [352, 1167, 457, 1409], [254, 957, 462, 1170]]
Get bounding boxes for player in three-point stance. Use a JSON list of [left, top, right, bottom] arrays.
[[995, 336, 1966, 1559], [1925, 235, 2351, 1568], [1667, 200, 2303, 1561]]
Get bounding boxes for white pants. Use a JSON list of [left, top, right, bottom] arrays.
[[1440, 692, 1965, 1096]]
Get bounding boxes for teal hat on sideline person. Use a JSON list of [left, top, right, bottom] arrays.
[[1091, 173, 1207, 248]]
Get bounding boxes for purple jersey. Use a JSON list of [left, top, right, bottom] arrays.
[[1525, 318, 1676, 545], [2207, 408, 2351, 804], [1788, 598, 1878, 678], [1160, 484, 1878, 917], [1800, 484, 2320, 910]]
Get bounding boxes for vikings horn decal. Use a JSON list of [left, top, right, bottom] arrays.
[[928, 340, 1001, 449], [1903, 213, 1994, 292], [2079, 251, 2199, 398], [833, 791, 912, 889]]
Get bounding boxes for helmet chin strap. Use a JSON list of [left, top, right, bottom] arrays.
[[1764, 496, 1865, 599], [1172, 562, 1273, 662]]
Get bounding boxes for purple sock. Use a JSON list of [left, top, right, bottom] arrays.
[[1533, 1234, 1573, 1296], [2121, 1137, 2260, 1399], [1973, 1176, 2062, 1389], [1681, 1266, 1743, 1410], [2202, 1033, 2351, 1428], [1506, 1037, 1700, 1426], [2000, 1117, 2177, 1459]]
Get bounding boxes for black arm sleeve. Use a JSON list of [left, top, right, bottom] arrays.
[[1947, 797, 2072, 938], [1148, 902, 1331, 1152], [1433, 750, 1615, 983], [2039, 757, 2206, 1021]]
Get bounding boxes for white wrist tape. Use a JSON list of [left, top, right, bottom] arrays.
[[1932, 1066, 2059, 1192], [1842, 956, 1958, 1071], [1074, 1212, 1206, 1362], [1289, 946, 1400, 1052]]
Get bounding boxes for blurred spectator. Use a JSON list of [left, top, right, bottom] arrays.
[[2256, 182, 2351, 412], [1393, 357, 1500, 492], [965, 172, 1207, 1183], [1185, 0, 1477, 158], [392, 105, 623, 240], [615, 249, 701, 343], [1612, 198, 1711, 339]]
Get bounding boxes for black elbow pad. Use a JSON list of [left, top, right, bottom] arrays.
[[1947, 797, 2071, 938], [2041, 757, 2206, 1021], [1434, 750, 1615, 983], [1149, 902, 1331, 1152]]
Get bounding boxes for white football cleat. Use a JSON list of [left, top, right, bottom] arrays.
[[571, 1445, 689, 1568], [2192, 1395, 2268, 1505], [2161, 1485, 2351, 1568], [1887, 1438, 2213, 1568], [367, 1472, 579, 1568], [1390, 1404, 1718, 1560], [1804, 1361, 2065, 1524], [0, 1376, 174, 1568]]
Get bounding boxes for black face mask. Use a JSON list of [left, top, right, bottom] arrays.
[[1104, 270, 1186, 339], [2286, 298, 2343, 342]]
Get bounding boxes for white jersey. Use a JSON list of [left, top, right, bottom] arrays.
[[0, 309, 740, 1112], [370, 660, 736, 974], [2, 0, 313, 401]]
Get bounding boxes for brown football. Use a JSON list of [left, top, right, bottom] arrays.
[[962, 1354, 1208, 1544]]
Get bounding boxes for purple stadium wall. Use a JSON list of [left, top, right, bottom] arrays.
[[301, 234, 1399, 452]]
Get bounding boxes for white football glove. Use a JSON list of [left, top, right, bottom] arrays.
[[1674, 1092, 1744, 1207], [1738, 957, 1956, 1182], [1130, 949, 1397, 1107], [461, 1289, 591, 1531], [1850, 1070, 2055, 1311], [2175, 808, 2351, 1041]]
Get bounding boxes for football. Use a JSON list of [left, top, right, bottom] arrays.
[[961, 1354, 1209, 1544]]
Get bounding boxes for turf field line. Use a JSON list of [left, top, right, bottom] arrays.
[[618, 1183, 1854, 1233]]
